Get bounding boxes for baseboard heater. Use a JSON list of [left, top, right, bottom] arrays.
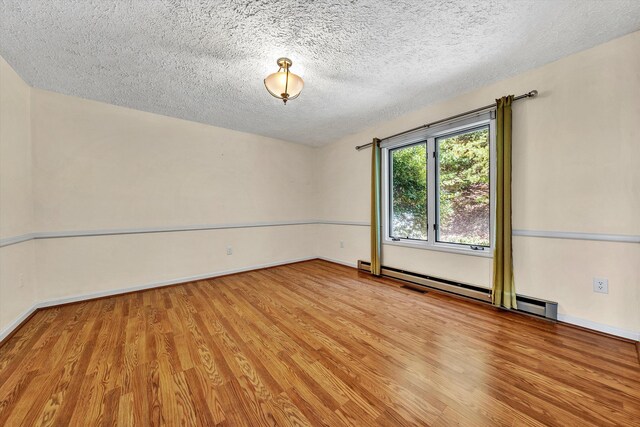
[[357, 260, 558, 320]]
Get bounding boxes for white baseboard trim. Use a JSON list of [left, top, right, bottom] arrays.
[[557, 313, 639, 341], [3, 257, 637, 344], [0, 305, 39, 342], [0, 256, 315, 343], [36, 256, 317, 309], [317, 256, 358, 268]]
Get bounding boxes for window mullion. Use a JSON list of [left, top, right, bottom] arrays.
[[427, 138, 436, 247]]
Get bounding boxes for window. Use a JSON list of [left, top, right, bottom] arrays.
[[383, 115, 495, 256], [436, 126, 490, 247], [389, 142, 427, 241]]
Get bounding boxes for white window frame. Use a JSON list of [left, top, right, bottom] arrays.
[[382, 112, 496, 258]]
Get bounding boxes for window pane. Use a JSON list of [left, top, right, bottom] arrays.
[[390, 143, 427, 240], [437, 127, 490, 246]]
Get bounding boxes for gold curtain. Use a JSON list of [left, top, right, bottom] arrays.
[[492, 96, 517, 309], [370, 138, 382, 276]]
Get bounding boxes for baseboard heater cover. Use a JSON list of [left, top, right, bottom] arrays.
[[358, 260, 558, 320]]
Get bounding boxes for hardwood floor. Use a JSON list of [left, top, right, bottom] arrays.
[[0, 259, 638, 426]]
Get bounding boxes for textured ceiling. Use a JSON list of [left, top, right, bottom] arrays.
[[1, 1, 640, 146]]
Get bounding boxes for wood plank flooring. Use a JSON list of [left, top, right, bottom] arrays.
[[0, 259, 638, 426]]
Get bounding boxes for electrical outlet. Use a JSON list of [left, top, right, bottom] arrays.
[[226, 246, 233, 255], [593, 277, 608, 294], [340, 240, 344, 248]]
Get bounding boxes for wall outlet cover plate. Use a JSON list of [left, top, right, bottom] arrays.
[[593, 278, 608, 294]]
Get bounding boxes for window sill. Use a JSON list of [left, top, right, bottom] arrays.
[[383, 239, 493, 258]]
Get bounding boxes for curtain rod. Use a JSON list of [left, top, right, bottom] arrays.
[[355, 90, 538, 150]]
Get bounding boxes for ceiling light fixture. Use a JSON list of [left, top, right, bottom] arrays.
[[264, 57, 304, 105]]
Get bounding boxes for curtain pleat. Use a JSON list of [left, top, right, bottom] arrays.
[[370, 138, 382, 276], [492, 96, 517, 309]]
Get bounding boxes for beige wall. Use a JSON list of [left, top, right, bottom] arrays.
[[29, 88, 317, 302], [0, 57, 32, 237], [35, 226, 315, 302], [31, 89, 316, 231], [0, 57, 36, 333], [315, 32, 640, 337]]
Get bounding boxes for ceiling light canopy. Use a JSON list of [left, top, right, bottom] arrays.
[[264, 57, 304, 105]]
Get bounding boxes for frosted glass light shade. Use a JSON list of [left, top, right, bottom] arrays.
[[264, 58, 304, 104]]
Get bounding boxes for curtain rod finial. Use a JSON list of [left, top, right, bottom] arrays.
[[528, 90, 538, 97]]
